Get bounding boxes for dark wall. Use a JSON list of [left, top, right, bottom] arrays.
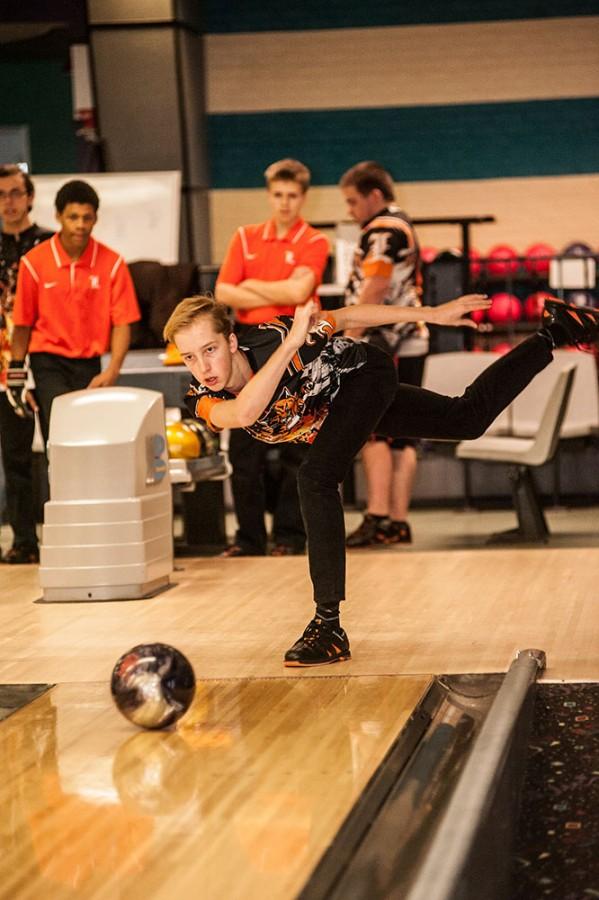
[[0, 59, 76, 172]]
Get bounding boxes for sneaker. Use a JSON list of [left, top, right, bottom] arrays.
[[381, 519, 412, 544], [2, 545, 39, 565], [346, 514, 388, 548], [284, 617, 351, 667], [543, 298, 599, 348]]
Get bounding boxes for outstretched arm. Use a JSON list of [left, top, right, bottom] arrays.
[[209, 301, 319, 430], [344, 274, 389, 338], [333, 294, 490, 333]]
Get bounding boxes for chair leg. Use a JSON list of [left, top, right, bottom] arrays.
[[511, 465, 549, 541], [489, 465, 550, 544]]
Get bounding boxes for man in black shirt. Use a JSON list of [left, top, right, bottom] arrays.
[[164, 293, 599, 667], [0, 165, 53, 563]]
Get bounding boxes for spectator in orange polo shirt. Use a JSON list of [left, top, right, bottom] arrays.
[[10, 180, 140, 445], [215, 159, 329, 558]]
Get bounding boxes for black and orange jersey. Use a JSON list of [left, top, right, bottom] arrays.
[[0, 223, 53, 384], [185, 312, 367, 445], [345, 205, 428, 357]]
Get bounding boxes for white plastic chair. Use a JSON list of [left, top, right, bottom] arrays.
[[456, 365, 576, 542], [422, 352, 511, 435], [511, 350, 599, 438]]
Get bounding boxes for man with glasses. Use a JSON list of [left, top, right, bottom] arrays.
[[0, 165, 53, 564]]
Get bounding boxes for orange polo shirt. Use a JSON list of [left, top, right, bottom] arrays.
[[216, 218, 329, 325], [13, 234, 140, 358]]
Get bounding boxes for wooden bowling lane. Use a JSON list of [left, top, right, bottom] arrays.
[[0, 675, 430, 900], [1, 546, 598, 684]]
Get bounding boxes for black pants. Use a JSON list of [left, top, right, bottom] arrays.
[[229, 428, 307, 554], [297, 335, 553, 609], [0, 392, 38, 549], [29, 353, 102, 445], [373, 353, 426, 450]]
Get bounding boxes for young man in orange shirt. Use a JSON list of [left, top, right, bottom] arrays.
[[10, 180, 140, 445], [215, 159, 329, 557]]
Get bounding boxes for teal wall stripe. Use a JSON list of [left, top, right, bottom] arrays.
[[0, 61, 76, 174], [204, 1, 599, 33], [207, 98, 599, 188]]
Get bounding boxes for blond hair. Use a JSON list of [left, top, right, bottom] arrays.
[[163, 296, 233, 344], [264, 158, 311, 193]]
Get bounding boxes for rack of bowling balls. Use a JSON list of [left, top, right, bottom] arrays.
[[421, 241, 598, 354]]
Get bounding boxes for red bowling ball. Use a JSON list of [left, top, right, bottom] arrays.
[[420, 246, 437, 264], [488, 292, 522, 324], [524, 291, 552, 321], [470, 306, 486, 324], [487, 244, 519, 277], [524, 242, 555, 275]]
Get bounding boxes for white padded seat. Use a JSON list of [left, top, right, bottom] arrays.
[[456, 365, 576, 542], [511, 350, 599, 439], [422, 352, 511, 435]]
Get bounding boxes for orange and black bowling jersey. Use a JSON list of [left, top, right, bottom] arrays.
[[185, 312, 366, 444], [345, 205, 428, 357]]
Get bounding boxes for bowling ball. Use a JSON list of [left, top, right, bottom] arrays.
[[524, 291, 552, 321], [420, 246, 437, 264], [470, 306, 486, 324], [111, 643, 196, 730], [561, 241, 593, 258], [166, 421, 201, 459], [487, 243, 519, 277], [524, 242, 555, 275], [488, 292, 522, 324], [183, 418, 219, 456]]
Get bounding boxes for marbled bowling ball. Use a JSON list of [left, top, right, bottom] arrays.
[[111, 643, 196, 730]]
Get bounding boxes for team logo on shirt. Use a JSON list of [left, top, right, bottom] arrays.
[[285, 250, 296, 266], [90, 275, 100, 289], [305, 316, 334, 345]]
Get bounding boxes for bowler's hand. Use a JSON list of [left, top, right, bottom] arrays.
[[432, 294, 491, 329], [87, 369, 119, 389], [6, 362, 34, 418], [288, 299, 319, 349]]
